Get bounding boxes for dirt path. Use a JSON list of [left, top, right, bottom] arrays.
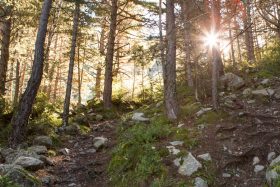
[[195, 100, 280, 186], [39, 120, 118, 187]]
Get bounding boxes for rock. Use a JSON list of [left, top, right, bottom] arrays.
[[177, 123, 184, 128], [59, 148, 70, 155], [197, 153, 212, 161], [69, 183, 76, 187], [261, 79, 269, 85], [41, 176, 52, 185], [222, 173, 231, 178], [0, 164, 41, 186], [169, 141, 184, 146], [194, 177, 208, 187], [1, 148, 41, 164], [86, 148, 96, 154], [13, 156, 44, 170], [219, 92, 225, 97], [252, 89, 275, 97], [64, 123, 80, 135], [224, 98, 235, 109], [254, 165, 264, 173], [270, 155, 280, 166], [33, 136, 52, 148], [196, 108, 212, 117], [173, 158, 181, 167], [267, 152, 276, 162], [247, 100, 255, 104], [274, 89, 280, 99], [220, 73, 245, 90], [253, 156, 260, 165], [166, 146, 180, 155], [131, 112, 149, 122], [266, 155, 280, 186], [95, 114, 103, 121], [177, 153, 202, 176], [156, 101, 163, 108], [93, 137, 108, 149], [28, 146, 48, 155], [243, 88, 252, 96], [73, 114, 87, 124]]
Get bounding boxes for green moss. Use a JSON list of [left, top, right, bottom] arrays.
[[195, 111, 228, 125], [0, 175, 19, 187], [79, 125, 91, 135], [172, 128, 198, 149], [180, 102, 201, 118]]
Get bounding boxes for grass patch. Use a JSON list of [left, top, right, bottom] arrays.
[[195, 110, 228, 125]]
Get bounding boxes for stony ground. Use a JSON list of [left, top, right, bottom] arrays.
[[36, 120, 118, 187]]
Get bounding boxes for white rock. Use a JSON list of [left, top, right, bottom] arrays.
[[253, 156, 260, 165], [166, 146, 180, 155], [267, 152, 276, 162], [131, 112, 149, 122], [178, 123, 184, 128], [169, 141, 184, 146], [173, 158, 181, 167], [254, 165, 264, 173], [194, 177, 208, 187], [261, 79, 269, 85], [59, 148, 70, 155], [222, 173, 231, 178], [93, 137, 108, 149], [270, 155, 280, 166], [196, 108, 212, 117], [247, 100, 255, 104], [86, 148, 96, 154], [13, 156, 44, 170], [197, 153, 212, 161], [252, 89, 275, 96], [243, 88, 252, 96], [178, 153, 202, 176]]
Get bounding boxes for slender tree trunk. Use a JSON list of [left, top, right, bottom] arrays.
[[13, 59, 20, 107], [95, 64, 102, 99], [103, 0, 118, 108], [181, 0, 193, 87], [0, 17, 12, 96], [228, 21, 236, 68], [159, 0, 166, 91], [62, 2, 80, 126], [9, 0, 53, 148], [8, 57, 14, 101], [165, 0, 178, 121], [77, 41, 82, 105], [243, 0, 255, 63]]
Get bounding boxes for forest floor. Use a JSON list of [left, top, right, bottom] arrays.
[[36, 120, 119, 187], [36, 96, 280, 187]]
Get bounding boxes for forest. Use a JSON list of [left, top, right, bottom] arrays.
[[1, 0, 280, 186]]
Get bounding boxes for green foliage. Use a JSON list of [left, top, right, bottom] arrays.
[[108, 116, 172, 186], [0, 95, 5, 116], [0, 175, 19, 187], [255, 41, 280, 78], [172, 128, 198, 149], [195, 110, 228, 125]]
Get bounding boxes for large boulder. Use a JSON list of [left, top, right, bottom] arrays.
[[27, 146, 48, 155], [0, 164, 41, 187], [220, 73, 245, 90], [64, 123, 80, 135], [196, 108, 212, 117], [175, 153, 202, 176], [13, 156, 44, 171], [1, 148, 40, 164], [33, 136, 53, 148]]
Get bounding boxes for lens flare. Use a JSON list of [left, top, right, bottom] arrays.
[[203, 31, 219, 47]]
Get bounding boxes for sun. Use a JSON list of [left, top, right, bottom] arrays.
[[203, 31, 219, 47]]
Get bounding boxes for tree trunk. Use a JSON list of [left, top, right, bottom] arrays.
[[77, 41, 82, 105], [243, 0, 255, 63], [181, 0, 194, 87], [62, 2, 80, 126], [13, 59, 20, 107], [0, 17, 12, 96], [9, 0, 53, 148], [165, 0, 178, 121], [159, 0, 165, 86], [95, 64, 102, 99], [103, 0, 118, 108]]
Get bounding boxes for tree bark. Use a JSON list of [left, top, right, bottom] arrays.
[[9, 0, 53, 148], [62, 2, 80, 126], [0, 16, 12, 96], [243, 0, 255, 63], [159, 0, 166, 87], [181, 0, 194, 87], [103, 0, 118, 108], [13, 59, 20, 107], [164, 0, 178, 121]]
